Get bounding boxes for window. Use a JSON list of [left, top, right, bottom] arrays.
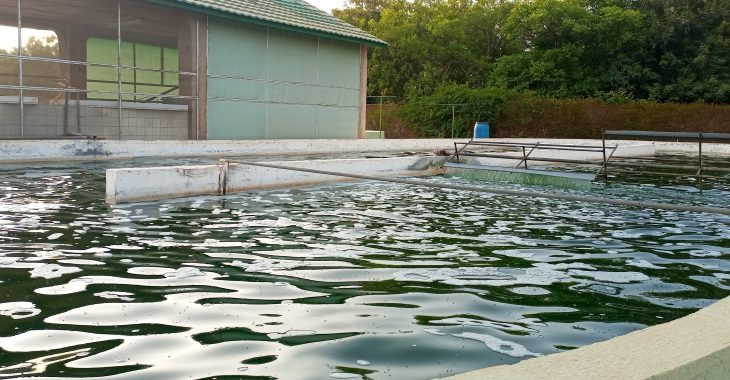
[[86, 37, 179, 102]]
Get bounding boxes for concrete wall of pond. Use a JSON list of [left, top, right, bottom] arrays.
[[440, 295, 730, 380]]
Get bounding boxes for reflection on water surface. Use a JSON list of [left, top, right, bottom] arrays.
[[0, 157, 729, 379]]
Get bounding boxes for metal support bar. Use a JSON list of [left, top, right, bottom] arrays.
[[460, 141, 607, 151], [218, 159, 229, 196], [17, 0, 23, 137], [63, 88, 69, 135], [76, 92, 81, 134], [454, 152, 604, 166], [698, 132, 703, 195], [117, 0, 122, 139], [455, 141, 606, 153], [451, 139, 474, 163], [515, 142, 540, 169]]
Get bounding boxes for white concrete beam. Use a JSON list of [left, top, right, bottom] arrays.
[[106, 156, 447, 204]]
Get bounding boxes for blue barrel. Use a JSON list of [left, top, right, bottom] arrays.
[[474, 122, 490, 139]]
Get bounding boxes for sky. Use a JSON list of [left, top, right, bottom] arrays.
[[0, 0, 346, 52], [309, 0, 348, 13]]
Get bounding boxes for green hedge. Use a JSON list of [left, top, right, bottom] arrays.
[[495, 97, 730, 139], [393, 87, 730, 138], [399, 85, 517, 138]]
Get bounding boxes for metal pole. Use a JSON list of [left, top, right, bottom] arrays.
[[602, 130, 608, 184], [698, 132, 703, 195], [451, 105, 455, 138], [76, 91, 81, 134], [522, 146, 528, 169], [195, 14, 200, 141], [379, 96, 383, 136], [63, 85, 69, 135], [117, 0, 123, 139], [17, 0, 23, 137]]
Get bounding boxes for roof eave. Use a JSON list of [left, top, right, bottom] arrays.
[[144, 0, 387, 48]]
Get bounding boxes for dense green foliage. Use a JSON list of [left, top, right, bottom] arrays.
[[334, 0, 730, 104], [399, 84, 516, 137]]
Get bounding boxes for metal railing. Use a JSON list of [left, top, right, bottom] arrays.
[[603, 130, 730, 194]]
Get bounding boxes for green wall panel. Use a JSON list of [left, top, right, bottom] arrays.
[[207, 16, 362, 140], [319, 87, 360, 107], [267, 104, 317, 139], [267, 83, 318, 105], [208, 77, 265, 100], [208, 18, 268, 79], [207, 100, 267, 139], [318, 39, 361, 89], [316, 106, 359, 139], [267, 29, 318, 84]]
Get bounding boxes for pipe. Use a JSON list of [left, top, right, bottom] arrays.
[[225, 160, 730, 216]]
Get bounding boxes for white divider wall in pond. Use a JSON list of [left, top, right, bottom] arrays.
[[106, 156, 447, 204]]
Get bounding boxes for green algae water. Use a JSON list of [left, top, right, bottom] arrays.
[[0, 156, 729, 379]]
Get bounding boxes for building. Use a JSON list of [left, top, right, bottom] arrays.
[[0, 0, 385, 140]]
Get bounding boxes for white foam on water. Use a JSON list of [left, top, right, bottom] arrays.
[[58, 259, 105, 266], [193, 239, 254, 249], [611, 231, 644, 239], [47, 233, 63, 240], [452, 332, 541, 358], [517, 318, 547, 327], [493, 249, 584, 263], [393, 266, 569, 287], [0, 257, 19, 265], [0, 330, 121, 352], [164, 267, 205, 279], [267, 330, 317, 339], [688, 250, 722, 257], [127, 267, 172, 276], [0, 302, 41, 319], [535, 262, 596, 271], [330, 373, 361, 379], [510, 286, 551, 296], [29, 264, 82, 279], [435, 318, 535, 334], [569, 270, 650, 283], [255, 237, 300, 246], [356, 360, 371, 366], [181, 262, 215, 268], [135, 239, 192, 248], [663, 227, 683, 233], [423, 328, 446, 336], [107, 244, 144, 251], [625, 259, 664, 269], [35, 278, 92, 295], [63, 247, 110, 254], [228, 258, 358, 274], [94, 291, 134, 301]]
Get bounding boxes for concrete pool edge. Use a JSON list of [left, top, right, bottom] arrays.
[[439, 295, 730, 380], [1, 138, 728, 163]]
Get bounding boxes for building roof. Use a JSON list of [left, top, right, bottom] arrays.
[[150, 0, 386, 47]]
